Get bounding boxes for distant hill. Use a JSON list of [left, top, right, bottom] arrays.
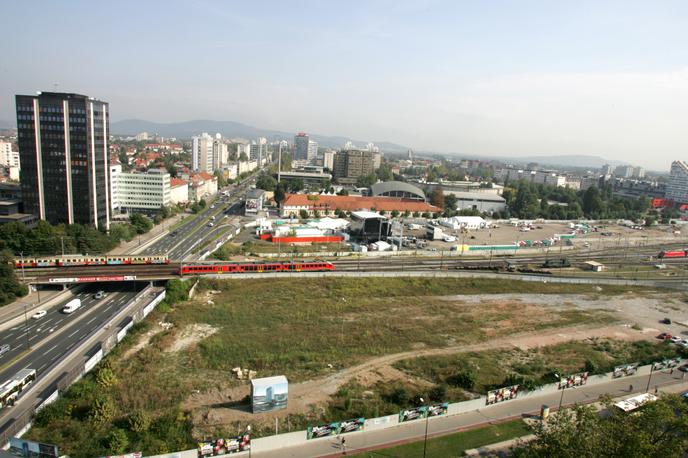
[[110, 119, 411, 152], [110, 119, 631, 170]]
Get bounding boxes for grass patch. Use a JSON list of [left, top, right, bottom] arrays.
[[394, 339, 685, 394], [351, 419, 530, 457]]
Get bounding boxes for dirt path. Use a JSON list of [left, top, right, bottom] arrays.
[[189, 321, 651, 425]]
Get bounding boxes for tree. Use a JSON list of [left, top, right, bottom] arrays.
[[375, 164, 394, 182], [106, 428, 129, 454], [214, 170, 227, 188], [513, 395, 688, 458], [288, 178, 304, 193], [582, 186, 604, 217], [337, 188, 349, 196], [239, 151, 248, 161], [256, 174, 277, 192], [299, 209, 309, 220], [355, 173, 377, 188], [430, 188, 445, 208], [444, 193, 458, 213], [274, 182, 287, 204], [0, 250, 28, 306], [129, 214, 153, 234]]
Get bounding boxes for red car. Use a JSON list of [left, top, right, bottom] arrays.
[[657, 333, 672, 340]]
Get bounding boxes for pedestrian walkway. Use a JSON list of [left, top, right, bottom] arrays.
[[253, 370, 688, 458]]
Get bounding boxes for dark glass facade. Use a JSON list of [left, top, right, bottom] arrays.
[[15, 92, 110, 229]]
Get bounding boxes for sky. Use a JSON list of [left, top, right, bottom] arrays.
[[2, 0, 688, 171]]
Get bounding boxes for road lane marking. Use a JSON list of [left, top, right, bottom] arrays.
[[86, 315, 98, 325], [68, 329, 80, 338], [46, 344, 58, 354]]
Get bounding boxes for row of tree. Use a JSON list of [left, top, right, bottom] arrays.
[[501, 181, 650, 221]]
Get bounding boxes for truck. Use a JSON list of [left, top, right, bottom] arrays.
[[62, 298, 82, 314]]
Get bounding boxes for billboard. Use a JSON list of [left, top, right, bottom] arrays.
[[197, 435, 250, 457], [427, 402, 449, 417], [652, 357, 682, 371], [307, 422, 340, 440], [399, 406, 428, 423], [251, 375, 288, 413], [486, 385, 519, 405], [9, 438, 59, 458], [558, 372, 589, 389], [613, 363, 639, 378], [306, 418, 365, 439]]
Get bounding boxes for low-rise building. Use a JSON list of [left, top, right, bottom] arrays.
[[245, 188, 266, 215], [111, 168, 171, 213], [170, 178, 189, 205], [448, 191, 507, 214], [188, 172, 218, 202], [280, 194, 440, 218]]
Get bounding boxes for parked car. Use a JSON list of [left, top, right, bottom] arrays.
[[662, 317, 672, 325], [0, 344, 10, 357], [31, 310, 47, 319], [671, 336, 682, 343], [657, 333, 672, 340]]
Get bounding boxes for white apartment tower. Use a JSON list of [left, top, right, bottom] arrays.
[[667, 161, 688, 205], [192, 133, 214, 173]]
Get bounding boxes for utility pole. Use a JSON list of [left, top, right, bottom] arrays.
[[19, 252, 26, 282], [61, 236, 65, 257], [277, 143, 282, 183]]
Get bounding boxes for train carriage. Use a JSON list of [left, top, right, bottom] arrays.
[[179, 261, 335, 275], [14, 255, 170, 268]]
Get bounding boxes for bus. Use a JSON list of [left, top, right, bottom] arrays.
[[0, 369, 37, 408]]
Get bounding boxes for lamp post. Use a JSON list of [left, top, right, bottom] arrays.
[[555, 374, 565, 411], [420, 397, 429, 458], [646, 364, 655, 393]]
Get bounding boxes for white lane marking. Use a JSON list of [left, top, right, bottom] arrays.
[[38, 363, 47, 372], [46, 344, 58, 354], [9, 326, 20, 331], [5, 333, 13, 338], [68, 329, 80, 338], [86, 315, 98, 325]]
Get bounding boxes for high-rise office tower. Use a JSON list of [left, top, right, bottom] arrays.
[[667, 161, 688, 205], [333, 149, 375, 185], [307, 140, 318, 162], [294, 132, 309, 160], [15, 92, 110, 229]]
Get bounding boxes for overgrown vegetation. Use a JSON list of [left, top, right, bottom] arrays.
[[394, 339, 685, 394], [513, 394, 688, 457]]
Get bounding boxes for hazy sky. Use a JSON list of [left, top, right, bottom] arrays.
[[2, 0, 687, 170]]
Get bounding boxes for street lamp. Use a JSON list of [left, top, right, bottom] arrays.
[[555, 374, 565, 411], [420, 397, 429, 458]]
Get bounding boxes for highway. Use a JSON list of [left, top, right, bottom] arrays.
[[142, 174, 256, 260], [0, 284, 144, 382]]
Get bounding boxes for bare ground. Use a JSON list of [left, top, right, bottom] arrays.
[[182, 290, 688, 428]]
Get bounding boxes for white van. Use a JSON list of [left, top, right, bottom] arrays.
[[62, 298, 82, 314]]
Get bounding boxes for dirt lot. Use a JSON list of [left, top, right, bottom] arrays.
[[181, 289, 687, 435]]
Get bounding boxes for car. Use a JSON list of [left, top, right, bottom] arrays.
[[662, 317, 672, 325], [94, 291, 106, 299], [680, 340, 688, 348], [657, 332, 672, 340], [208, 222, 214, 227], [0, 344, 9, 357], [443, 236, 456, 242], [31, 310, 47, 319], [679, 364, 688, 373], [210, 205, 215, 209], [671, 336, 682, 343]]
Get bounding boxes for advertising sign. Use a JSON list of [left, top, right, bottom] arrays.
[[652, 357, 682, 371], [338, 417, 365, 434], [398, 406, 428, 423], [307, 422, 340, 440], [9, 438, 59, 458], [101, 453, 142, 458], [251, 375, 288, 413], [558, 372, 589, 389], [427, 402, 449, 417], [486, 385, 519, 405], [197, 435, 250, 457], [613, 363, 639, 378]]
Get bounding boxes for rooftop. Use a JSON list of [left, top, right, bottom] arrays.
[[283, 194, 440, 213]]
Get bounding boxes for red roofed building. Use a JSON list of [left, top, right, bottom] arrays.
[[188, 172, 218, 201], [170, 178, 189, 204], [280, 193, 440, 217]]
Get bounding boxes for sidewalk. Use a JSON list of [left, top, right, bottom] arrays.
[[254, 370, 688, 458]]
